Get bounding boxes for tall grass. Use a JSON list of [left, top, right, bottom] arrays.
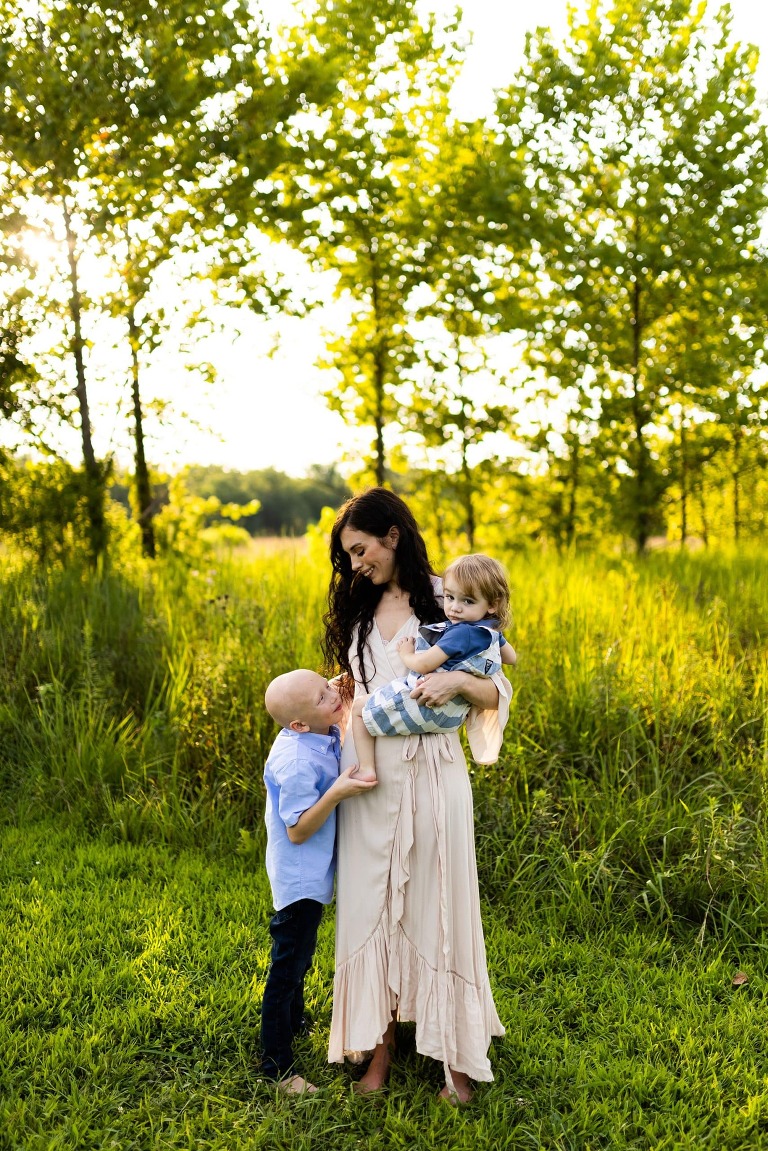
[[3, 542, 768, 1148], [1, 543, 766, 942], [475, 547, 768, 942], [0, 544, 323, 845]]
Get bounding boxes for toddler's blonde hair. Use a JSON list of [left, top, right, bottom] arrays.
[[443, 553, 511, 631]]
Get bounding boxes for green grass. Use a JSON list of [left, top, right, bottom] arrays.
[[2, 819, 768, 1150], [1, 542, 768, 1146]]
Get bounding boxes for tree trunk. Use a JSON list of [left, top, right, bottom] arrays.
[[460, 439, 475, 551], [630, 269, 651, 553], [680, 414, 688, 545], [63, 199, 106, 561], [732, 431, 742, 542], [369, 248, 386, 487], [454, 352, 475, 550], [564, 432, 579, 548], [372, 350, 386, 487], [427, 470, 445, 557], [127, 307, 156, 558], [694, 476, 710, 548]]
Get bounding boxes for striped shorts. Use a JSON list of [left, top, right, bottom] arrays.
[[362, 674, 470, 737]]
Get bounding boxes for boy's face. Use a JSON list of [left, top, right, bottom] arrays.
[[293, 672, 345, 734]]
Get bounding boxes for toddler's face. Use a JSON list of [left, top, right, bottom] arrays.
[[443, 581, 498, 625]]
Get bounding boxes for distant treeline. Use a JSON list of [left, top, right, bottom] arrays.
[[111, 465, 350, 538]]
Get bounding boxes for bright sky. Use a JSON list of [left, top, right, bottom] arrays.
[[75, 0, 768, 477]]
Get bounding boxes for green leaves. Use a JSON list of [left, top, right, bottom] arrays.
[[496, 0, 768, 549]]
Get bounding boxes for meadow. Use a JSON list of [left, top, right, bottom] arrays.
[[1, 540, 768, 1150]]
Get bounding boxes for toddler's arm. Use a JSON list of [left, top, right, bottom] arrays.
[[287, 766, 377, 844], [500, 643, 517, 666], [397, 634, 449, 674]]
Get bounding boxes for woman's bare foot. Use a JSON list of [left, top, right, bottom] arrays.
[[353, 1048, 391, 1094], [353, 1020, 395, 1094], [278, 1074, 318, 1094], [439, 1070, 474, 1106]]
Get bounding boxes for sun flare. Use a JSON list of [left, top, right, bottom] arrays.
[[18, 227, 65, 270]]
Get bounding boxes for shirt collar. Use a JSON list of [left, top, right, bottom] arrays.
[[283, 724, 340, 752]]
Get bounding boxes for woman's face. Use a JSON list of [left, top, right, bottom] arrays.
[[339, 525, 399, 586]]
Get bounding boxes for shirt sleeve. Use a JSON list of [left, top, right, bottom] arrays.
[[272, 755, 321, 829], [436, 623, 491, 661]]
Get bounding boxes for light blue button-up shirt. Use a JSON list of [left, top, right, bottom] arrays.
[[263, 725, 341, 911]]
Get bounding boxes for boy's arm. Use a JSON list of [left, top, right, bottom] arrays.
[[397, 635, 449, 674], [286, 765, 377, 844]]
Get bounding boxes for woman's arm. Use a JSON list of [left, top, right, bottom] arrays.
[[409, 668, 498, 710]]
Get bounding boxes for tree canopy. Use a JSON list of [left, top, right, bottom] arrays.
[[1, 0, 766, 557]]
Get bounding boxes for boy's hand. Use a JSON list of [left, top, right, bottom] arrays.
[[333, 764, 378, 798], [397, 636, 416, 655]]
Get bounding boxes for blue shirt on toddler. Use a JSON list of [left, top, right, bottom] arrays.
[[419, 619, 507, 674], [263, 725, 341, 911]]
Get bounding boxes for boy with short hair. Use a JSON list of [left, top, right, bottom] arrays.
[[261, 668, 376, 1094]]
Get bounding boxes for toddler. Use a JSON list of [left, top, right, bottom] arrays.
[[351, 553, 515, 781]]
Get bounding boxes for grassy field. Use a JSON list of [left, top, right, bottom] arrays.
[[1, 543, 767, 1148]]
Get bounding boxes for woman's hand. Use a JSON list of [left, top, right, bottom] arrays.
[[409, 670, 466, 708], [410, 670, 499, 710]]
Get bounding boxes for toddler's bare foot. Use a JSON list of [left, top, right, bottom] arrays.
[[278, 1074, 318, 1095]]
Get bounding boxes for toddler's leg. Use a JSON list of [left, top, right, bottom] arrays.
[[350, 696, 377, 782]]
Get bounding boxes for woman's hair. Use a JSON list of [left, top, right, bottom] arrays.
[[322, 487, 443, 690], [443, 554, 512, 631]]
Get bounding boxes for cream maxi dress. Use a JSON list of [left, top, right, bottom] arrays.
[[328, 603, 512, 1085]]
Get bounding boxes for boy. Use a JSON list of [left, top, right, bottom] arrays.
[[261, 668, 376, 1094]]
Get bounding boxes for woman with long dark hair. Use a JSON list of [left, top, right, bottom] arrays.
[[323, 487, 512, 1104]]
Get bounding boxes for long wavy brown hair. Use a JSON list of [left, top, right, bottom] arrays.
[[322, 488, 444, 691]]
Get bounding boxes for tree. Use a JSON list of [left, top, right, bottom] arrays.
[[0, 209, 39, 438], [0, 0, 260, 558], [395, 114, 534, 547], [257, 1, 469, 484], [182, 464, 350, 535], [1, 4, 109, 557], [654, 257, 768, 542], [496, 0, 768, 550]]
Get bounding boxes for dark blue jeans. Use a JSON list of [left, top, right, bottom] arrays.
[[260, 898, 324, 1080]]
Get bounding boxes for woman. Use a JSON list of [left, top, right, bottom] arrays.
[[323, 488, 512, 1104]]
